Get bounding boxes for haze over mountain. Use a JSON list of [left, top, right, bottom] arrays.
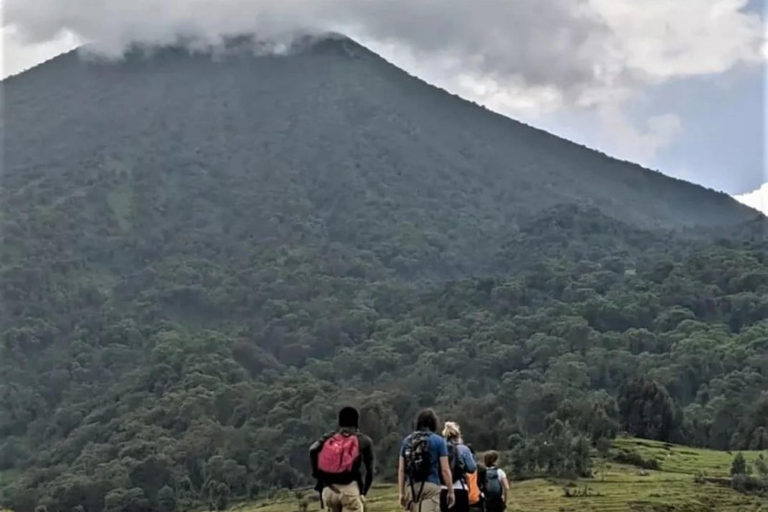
[[1, 36, 766, 512]]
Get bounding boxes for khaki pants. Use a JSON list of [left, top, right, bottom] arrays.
[[406, 482, 441, 512], [322, 483, 363, 512]]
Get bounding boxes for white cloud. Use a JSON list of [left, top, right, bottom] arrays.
[[3, 0, 762, 99], [588, 0, 764, 80], [597, 106, 684, 166], [736, 182, 768, 215], [1, 26, 79, 78]]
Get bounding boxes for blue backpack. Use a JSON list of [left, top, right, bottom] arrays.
[[447, 443, 467, 483], [485, 468, 503, 501]]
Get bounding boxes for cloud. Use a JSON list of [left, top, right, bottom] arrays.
[[736, 182, 768, 215], [588, 0, 764, 80], [2, 0, 763, 161], [1, 26, 79, 77], [3, 0, 762, 97], [597, 106, 684, 165]]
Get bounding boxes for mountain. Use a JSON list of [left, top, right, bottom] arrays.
[[1, 36, 757, 280], [1, 36, 766, 512]]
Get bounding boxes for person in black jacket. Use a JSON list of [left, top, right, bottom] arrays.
[[310, 407, 374, 512]]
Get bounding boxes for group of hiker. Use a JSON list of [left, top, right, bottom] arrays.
[[310, 407, 510, 512]]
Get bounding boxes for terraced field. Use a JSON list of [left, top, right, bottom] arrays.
[[240, 439, 768, 512], [614, 438, 764, 477]]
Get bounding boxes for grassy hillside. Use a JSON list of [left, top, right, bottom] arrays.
[[614, 438, 764, 478], [247, 439, 767, 512]]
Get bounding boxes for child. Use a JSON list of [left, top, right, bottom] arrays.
[[482, 451, 509, 512]]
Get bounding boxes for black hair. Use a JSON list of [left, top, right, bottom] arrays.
[[415, 409, 439, 432], [339, 406, 360, 429]]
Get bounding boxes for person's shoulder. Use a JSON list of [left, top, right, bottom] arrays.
[[359, 433, 374, 446], [428, 433, 445, 444], [429, 433, 448, 452]]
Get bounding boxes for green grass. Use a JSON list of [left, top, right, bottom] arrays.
[[613, 438, 764, 478], [239, 439, 768, 512]]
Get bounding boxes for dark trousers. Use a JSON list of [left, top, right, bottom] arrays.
[[484, 499, 505, 512], [440, 489, 469, 512]]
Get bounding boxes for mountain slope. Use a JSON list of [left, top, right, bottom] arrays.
[[1, 37, 756, 284]]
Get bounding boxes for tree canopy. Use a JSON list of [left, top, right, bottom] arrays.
[[1, 208, 766, 510]]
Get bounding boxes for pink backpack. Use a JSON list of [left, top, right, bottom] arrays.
[[317, 432, 360, 474]]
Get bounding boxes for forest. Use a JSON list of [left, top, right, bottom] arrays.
[[1, 204, 766, 511]]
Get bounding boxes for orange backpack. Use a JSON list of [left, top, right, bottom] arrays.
[[467, 471, 481, 505]]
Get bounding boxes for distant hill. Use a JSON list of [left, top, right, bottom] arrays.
[[1, 35, 766, 512]]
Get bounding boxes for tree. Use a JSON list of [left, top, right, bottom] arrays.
[[754, 454, 768, 480], [158, 485, 177, 512], [214, 482, 230, 511], [731, 453, 748, 477], [618, 378, 683, 443]]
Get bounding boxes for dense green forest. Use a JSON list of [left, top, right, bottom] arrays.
[[1, 37, 767, 512], [2, 205, 766, 511]]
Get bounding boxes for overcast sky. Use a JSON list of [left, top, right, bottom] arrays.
[[1, 0, 766, 213]]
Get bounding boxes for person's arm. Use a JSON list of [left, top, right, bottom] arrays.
[[440, 457, 454, 497], [501, 471, 510, 504], [362, 436, 374, 496], [462, 446, 477, 474], [398, 455, 407, 508], [437, 438, 454, 507]]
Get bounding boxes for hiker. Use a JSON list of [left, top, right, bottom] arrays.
[[399, 409, 455, 512], [440, 422, 476, 512], [482, 451, 509, 512], [310, 406, 375, 512], [465, 445, 483, 512]]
